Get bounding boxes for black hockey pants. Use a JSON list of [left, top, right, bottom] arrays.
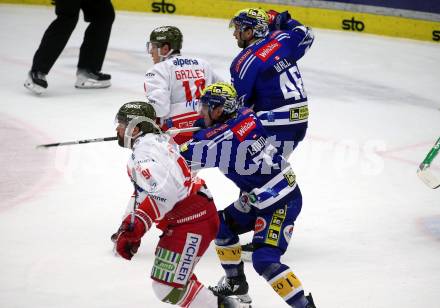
[[31, 0, 115, 74]]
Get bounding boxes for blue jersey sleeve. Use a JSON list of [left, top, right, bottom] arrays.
[[179, 124, 232, 171], [268, 12, 314, 61], [284, 21, 314, 61]]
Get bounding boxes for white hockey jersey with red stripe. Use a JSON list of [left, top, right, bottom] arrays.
[[126, 133, 207, 227], [144, 54, 222, 132]]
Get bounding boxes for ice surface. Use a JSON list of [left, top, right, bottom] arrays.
[[0, 4, 439, 308]]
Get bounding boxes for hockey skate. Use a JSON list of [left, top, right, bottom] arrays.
[[305, 293, 316, 308], [209, 276, 252, 305], [75, 69, 111, 89], [24, 71, 47, 94], [218, 294, 251, 308]]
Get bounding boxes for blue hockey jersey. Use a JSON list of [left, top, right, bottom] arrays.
[[180, 108, 300, 211], [230, 19, 314, 153]]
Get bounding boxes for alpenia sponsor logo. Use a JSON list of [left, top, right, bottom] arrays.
[[231, 117, 256, 142], [256, 40, 281, 61]]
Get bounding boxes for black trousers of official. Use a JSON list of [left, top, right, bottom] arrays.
[[31, 0, 115, 74]]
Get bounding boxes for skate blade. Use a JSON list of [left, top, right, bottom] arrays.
[[238, 302, 252, 308], [24, 80, 45, 95], [75, 79, 111, 89], [236, 293, 252, 304]]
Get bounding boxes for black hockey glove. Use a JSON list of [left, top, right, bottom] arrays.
[[193, 117, 206, 129]]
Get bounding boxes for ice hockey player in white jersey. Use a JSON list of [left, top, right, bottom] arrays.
[[144, 26, 222, 144], [112, 100, 247, 308]]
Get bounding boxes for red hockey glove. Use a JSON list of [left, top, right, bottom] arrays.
[[267, 9, 280, 27], [267, 9, 291, 31], [115, 210, 151, 260], [115, 234, 141, 260]]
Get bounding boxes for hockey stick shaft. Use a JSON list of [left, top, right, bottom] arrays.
[[165, 126, 201, 134], [36, 127, 201, 148], [130, 177, 139, 232], [36, 136, 118, 148], [420, 137, 440, 168]]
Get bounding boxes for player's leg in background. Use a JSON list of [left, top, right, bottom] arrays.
[[210, 202, 256, 304], [74, 0, 114, 88], [78, 0, 114, 72], [25, 0, 81, 93], [241, 139, 302, 261], [251, 193, 316, 307], [31, 0, 81, 74]]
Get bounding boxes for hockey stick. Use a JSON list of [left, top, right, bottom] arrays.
[[36, 127, 201, 148], [36, 136, 117, 148], [417, 137, 440, 189], [130, 175, 139, 232], [165, 126, 201, 135], [112, 179, 139, 257]]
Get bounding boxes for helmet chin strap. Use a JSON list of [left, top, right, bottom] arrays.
[[159, 48, 175, 62], [124, 119, 145, 149], [123, 133, 132, 149], [124, 131, 145, 149]]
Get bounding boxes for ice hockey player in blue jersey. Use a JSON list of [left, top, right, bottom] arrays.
[[229, 7, 315, 260], [229, 8, 314, 158], [180, 82, 316, 308]]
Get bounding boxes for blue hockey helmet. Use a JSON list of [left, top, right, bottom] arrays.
[[229, 8, 269, 38]]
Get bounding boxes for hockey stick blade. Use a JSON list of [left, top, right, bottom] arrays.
[[417, 167, 440, 189], [417, 137, 440, 189]]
